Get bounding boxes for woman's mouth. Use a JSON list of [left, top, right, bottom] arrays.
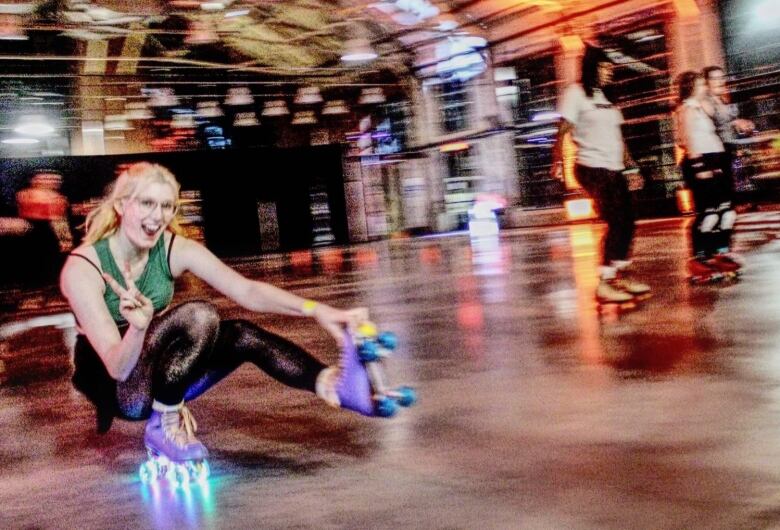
[[141, 222, 160, 237]]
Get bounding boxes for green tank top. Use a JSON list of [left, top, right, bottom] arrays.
[[94, 235, 175, 323]]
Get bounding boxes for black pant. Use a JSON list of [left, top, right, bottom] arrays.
[[682, 152, 733, 257], [73, 301, 327, 432], [575, 164, 635, 266]]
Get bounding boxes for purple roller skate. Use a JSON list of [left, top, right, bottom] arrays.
[[336, 322, 417, 418], [139, 402, 210, 485]]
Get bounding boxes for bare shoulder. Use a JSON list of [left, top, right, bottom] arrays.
[[61, 244, 104, 295], [167, 232, 207, 276]]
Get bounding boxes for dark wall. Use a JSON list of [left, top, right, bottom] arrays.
[[0, 145, 348, 259]]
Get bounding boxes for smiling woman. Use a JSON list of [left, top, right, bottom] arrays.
[[58, 160, 388, 482]]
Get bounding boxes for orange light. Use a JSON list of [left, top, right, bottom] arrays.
[[290, 250, 313, 269], [676, 188, 695, 214], [674, 145, 685, 166], [565, 198, 595, 221], [440, 142, 469, 153], [673, 0, 700, 19], [559, 35, 584, 53], [562, 134, 579, 190]]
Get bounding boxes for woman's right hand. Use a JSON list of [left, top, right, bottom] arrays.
[[103, 265, 154, 331]]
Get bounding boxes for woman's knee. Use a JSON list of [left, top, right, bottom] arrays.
[[170, 301, 220, 340]]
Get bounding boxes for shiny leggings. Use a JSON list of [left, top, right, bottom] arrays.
[[116, 301, 326, 420]]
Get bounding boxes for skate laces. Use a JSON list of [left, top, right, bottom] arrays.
[[161, 406, 198, 448]]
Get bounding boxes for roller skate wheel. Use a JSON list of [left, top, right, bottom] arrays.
[[139, 460, 158, 483], [377, 331, 397, 350], [358, 341, 380, 362], [394, 386, 417, 407], [187, 460, 210, 482], [173, 463, 191, 487], [375, 396, 398, 418], [357, 321, 377, 338]]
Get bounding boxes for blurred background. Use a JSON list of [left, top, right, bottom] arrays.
[[0, 0, 777, 285]]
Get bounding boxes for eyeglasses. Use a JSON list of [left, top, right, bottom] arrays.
[[132, 197, 178, 218]]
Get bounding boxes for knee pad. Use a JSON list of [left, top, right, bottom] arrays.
[[699, 213, 719, 233], [719, 210, 737, 231]]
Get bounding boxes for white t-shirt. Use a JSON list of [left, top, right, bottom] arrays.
[[558, 84, 625, 171], [674, 97, 724, 157]]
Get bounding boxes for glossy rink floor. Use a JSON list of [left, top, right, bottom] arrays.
[[5, 214, 780, 529]]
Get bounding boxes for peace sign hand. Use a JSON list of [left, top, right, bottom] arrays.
[[103, 264, 154, 331]]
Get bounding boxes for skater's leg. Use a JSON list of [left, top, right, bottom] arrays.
[[576, 165, 639, 302], [117, 301, 220, 461], [116, 300, 221, 420], [182, 319, 327, 402]]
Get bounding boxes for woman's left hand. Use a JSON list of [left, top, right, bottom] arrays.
[[312, 304, 369, 345]]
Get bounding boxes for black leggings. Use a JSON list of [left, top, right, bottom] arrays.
[[682, 152, 734, 257], [575, 164, 635, 265], [114, 301, 326, 420]]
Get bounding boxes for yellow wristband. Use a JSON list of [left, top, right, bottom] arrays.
[[301, 300, 318, 317]]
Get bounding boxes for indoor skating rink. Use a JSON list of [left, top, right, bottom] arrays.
[[5, 214, 780, 529]]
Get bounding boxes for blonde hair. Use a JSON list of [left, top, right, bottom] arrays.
[[83, 162, 184, 244]]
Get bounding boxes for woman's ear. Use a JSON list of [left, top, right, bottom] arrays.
[[113, 199, 123, 217]]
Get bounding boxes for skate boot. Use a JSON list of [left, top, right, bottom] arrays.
[[712, 251, 743, 279], [614, 275, 651, 300], [595, 279, 636, 314], [329, 322, 417, 418], [687, 257, 723, 284], [139, 401, 210, 485]]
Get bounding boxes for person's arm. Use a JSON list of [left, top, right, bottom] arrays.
[[60, 251, 153, 381], [170, 236, 367, 343], [550, 85, 580, 179], [550, 120, 574, 179]]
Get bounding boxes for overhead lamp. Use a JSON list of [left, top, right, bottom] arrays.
[[261, 100, 289, 116], [125, 101, 153, 120], [0, 14, 27, 41], [196, 100, 224, 118], [104, 114, 133, 131], [185, 20, 219, 45], [171, 113, 196, 129], [201, 1, 225, 10], [2, 137, 39, 145], [291, 111, 317, 125], [358, 88, 386, 105], [14, 115, 54, 136], [233, 111, 259, 127], [321, 100, 350, 115], [294, 86, 323, 105], [148, 88, 179, 107], [340, 38, 378, 62], [225, 86, 253, 106]]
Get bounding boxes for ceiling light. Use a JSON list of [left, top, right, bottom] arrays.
[[148, 88, 179, 107], [294, 86, 323, 105], [233, 112, 259, 127], [225, 87, 253, 106], [341, 38, 378, 62], [14, 115, 54, 136], [291, 111, 317, 125], [125, 101, 153, 120], [261, 100, 289, 117], [321, 100, 350, 115], [0, 14, 26, 41], [104, 114, 133, 131], [2, 137, 39, 145], [225, 9, 250, 18], [196, 100, 224, 118], [358, 88, 386, 105]]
